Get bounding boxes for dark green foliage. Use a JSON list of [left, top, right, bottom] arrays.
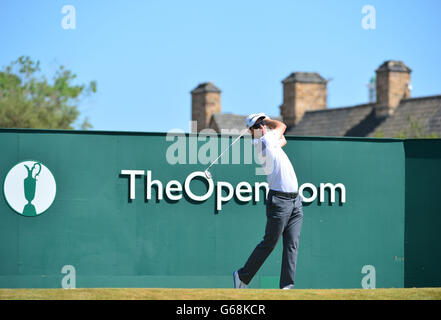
[[0, 56, 96, 129]]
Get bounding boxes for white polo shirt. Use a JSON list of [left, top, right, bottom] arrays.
[[253, 130, 299, 193]]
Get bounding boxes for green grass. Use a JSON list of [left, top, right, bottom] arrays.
[[0, 288, 440, 300]]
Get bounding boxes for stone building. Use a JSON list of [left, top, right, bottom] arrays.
[[190, 60, 441, 138]]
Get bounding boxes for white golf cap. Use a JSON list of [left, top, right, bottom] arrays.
[[245, 113, 266, 128]]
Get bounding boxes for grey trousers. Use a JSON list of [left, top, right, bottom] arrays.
[[238, 190, 303, 289]]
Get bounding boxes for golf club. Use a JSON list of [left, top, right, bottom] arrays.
[[204, 129, 248, 179]]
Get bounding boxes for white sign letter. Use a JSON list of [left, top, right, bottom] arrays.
[[121, 170, 145, 200], [165, 180, 183, 201], [319, 183, 346, 203], [299, 183, 317, 203], [184, 171, 214, 202], [236, 182, 253, 202], [146, 170, 163, 201], [217, 181, 234, 211]]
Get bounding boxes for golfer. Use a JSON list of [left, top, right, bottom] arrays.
[[234, 113, 303, 289]]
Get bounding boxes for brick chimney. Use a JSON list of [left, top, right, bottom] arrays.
[[191, 82, 221, 132], [375, 60, 412, 116], [280, 72, 327, 128]]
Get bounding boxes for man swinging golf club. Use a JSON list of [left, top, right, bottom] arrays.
[[233, 113, 303, 290]]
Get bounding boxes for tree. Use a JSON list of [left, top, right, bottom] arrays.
[[0, 56, 96, 129]]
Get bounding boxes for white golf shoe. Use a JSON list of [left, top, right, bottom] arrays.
[[233, 270, 248, 289]]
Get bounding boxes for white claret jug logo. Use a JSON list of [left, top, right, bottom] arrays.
[[3, 160, 56, 216]]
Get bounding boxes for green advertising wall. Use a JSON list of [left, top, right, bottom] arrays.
[[404, 139, 441, 288], [0, 129, 439, 289]]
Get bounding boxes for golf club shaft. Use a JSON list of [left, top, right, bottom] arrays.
[[206, 131, 247, 171]]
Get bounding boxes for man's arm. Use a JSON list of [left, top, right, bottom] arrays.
[[279, 135, 287, 148], [265, 117, 287, 140]]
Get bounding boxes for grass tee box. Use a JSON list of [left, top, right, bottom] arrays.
[[1, 288, 441, 300], [0, 129, 440, 289]]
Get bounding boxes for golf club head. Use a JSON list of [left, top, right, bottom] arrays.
[[204, 170, 212, 180]]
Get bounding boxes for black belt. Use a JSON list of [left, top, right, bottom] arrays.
[[269, 189, 298, 199]]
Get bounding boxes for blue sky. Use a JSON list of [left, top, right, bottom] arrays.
[[1, 0, 440, 132]]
